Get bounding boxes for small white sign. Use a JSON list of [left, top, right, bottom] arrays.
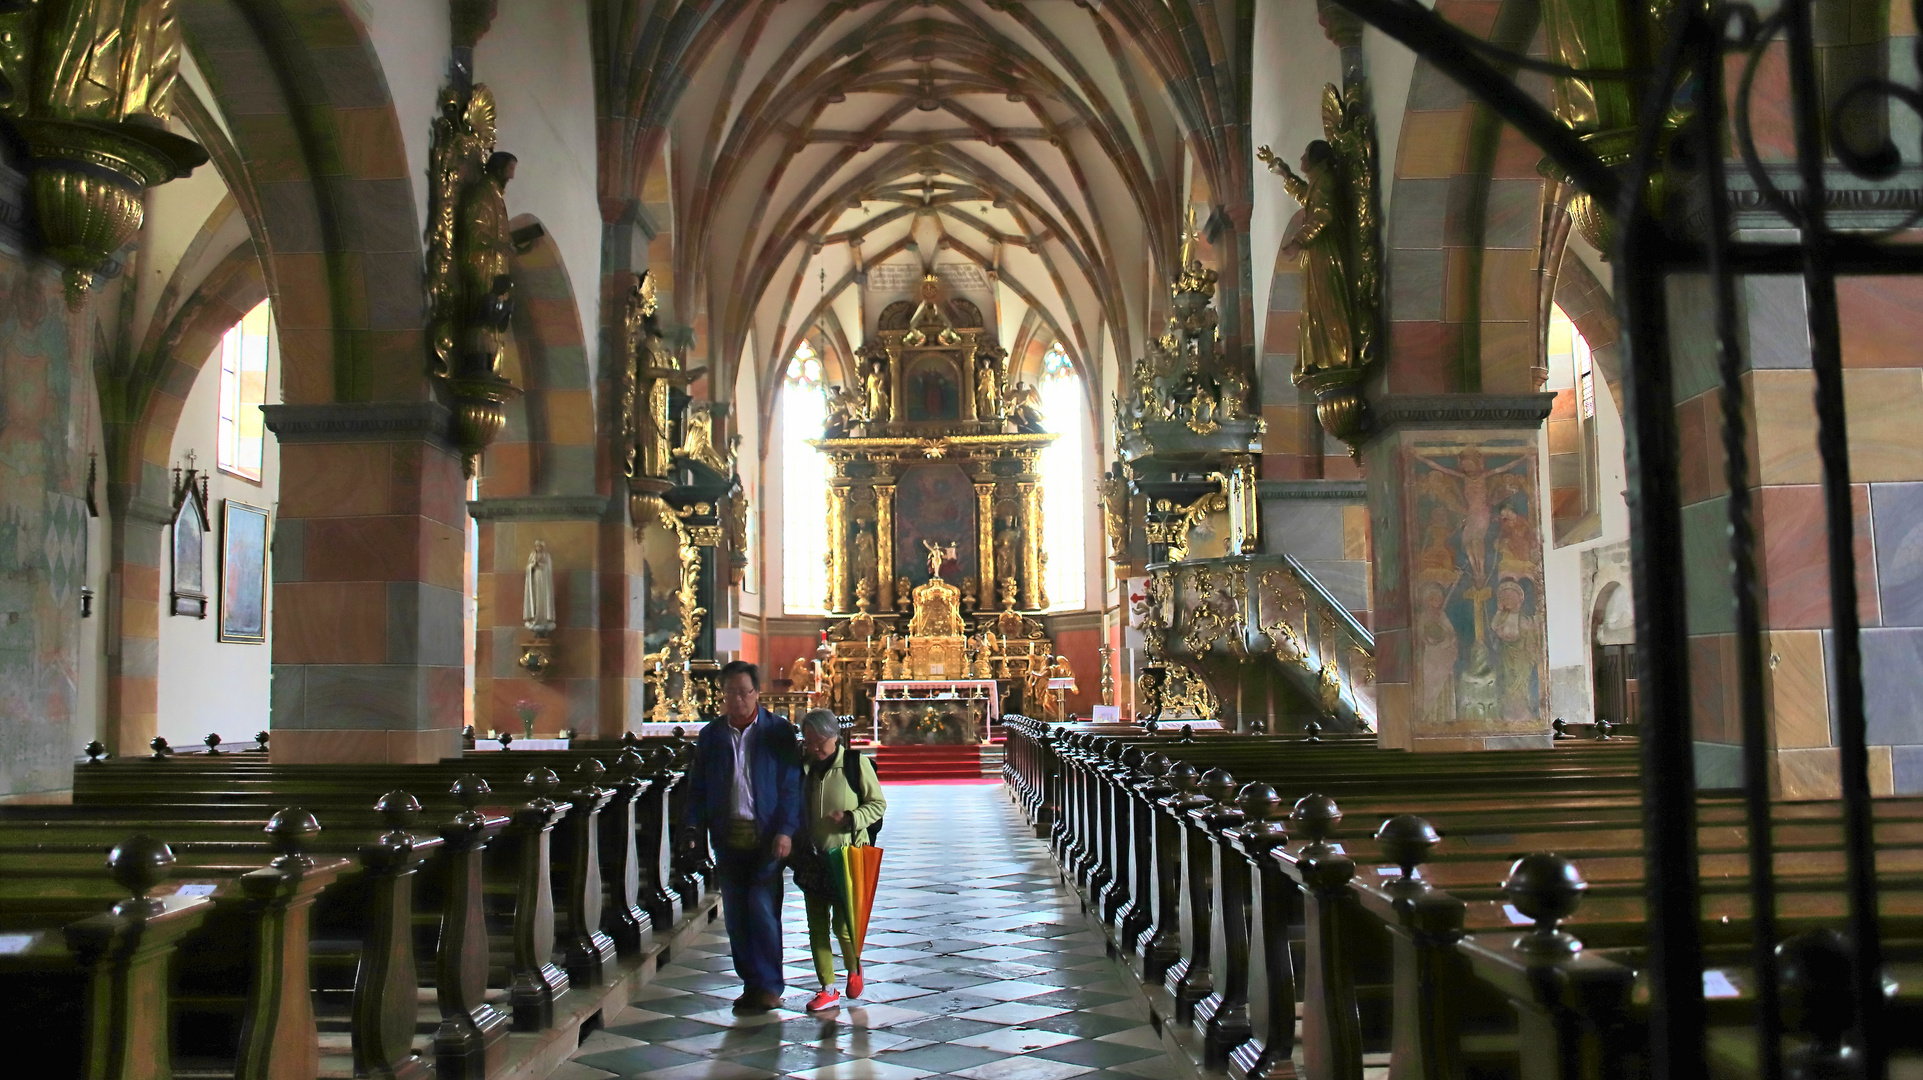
[[1376, 867, 1400, 876], [175, 883, 218, 897], [1091, 705, 1121, 723], [1704, 970, 1740, 999], [0, 933, 36, 955], [1502, 904, 1532, 925], [929, 663, 946, 676]]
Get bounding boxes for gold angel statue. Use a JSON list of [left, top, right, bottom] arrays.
[[1259, 81, 1381, 381]]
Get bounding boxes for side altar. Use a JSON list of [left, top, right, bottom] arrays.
[[792, 272, 1074, 743]]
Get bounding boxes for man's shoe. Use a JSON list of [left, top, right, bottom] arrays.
[[845, 972, 864, 1000], [806, 989, 841, 1013], [748, 988, 783, 1012]]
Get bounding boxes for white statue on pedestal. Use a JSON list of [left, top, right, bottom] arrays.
[[524, 539, 556, 636]]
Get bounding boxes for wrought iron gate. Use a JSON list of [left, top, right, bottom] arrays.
[[1321, 0, 1910, 1075]]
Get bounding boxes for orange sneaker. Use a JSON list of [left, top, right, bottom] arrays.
[[845, 972, 864, 1000], [806, 989, 841, 1013]]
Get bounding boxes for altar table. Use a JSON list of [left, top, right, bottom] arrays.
[[869, 679, 1000, 743]]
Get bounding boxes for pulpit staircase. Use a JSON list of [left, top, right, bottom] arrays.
[[1156, 552, 1375, 734]]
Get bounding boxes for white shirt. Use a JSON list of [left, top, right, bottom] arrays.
[[726, 717, 757, 822]]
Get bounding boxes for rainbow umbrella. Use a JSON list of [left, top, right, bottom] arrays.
[[825, 842, 884, 971]]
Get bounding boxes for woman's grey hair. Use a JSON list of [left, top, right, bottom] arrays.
[[801, 709, 841, 739]]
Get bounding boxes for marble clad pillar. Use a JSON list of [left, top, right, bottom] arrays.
[[974, 480, 996, 602], [1018, 481, 1040, 610], [1363, 395, 1555, 752]]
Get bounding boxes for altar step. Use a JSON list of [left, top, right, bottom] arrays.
[[871, 744, 987, 781]]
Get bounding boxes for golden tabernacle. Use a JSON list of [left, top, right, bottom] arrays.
[[802, 274, 1062, 742]]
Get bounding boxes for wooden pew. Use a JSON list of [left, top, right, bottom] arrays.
[[1019, 722, 1923, 1080]]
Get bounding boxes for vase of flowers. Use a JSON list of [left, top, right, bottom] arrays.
[[515, 700, 538, 740]]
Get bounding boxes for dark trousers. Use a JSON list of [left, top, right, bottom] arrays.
[[715, 827, 785, 996]]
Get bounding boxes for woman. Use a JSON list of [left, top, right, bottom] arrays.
[[795, 709, 886, 1012]]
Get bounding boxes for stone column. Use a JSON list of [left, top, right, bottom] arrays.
[[974, 481, 996, 601], [1362, 395, 1555, 752], [103, 496, 173, 754], [468, 495, 613, 739], [876, 471, 897, 613], [263, 403, 468, 763]]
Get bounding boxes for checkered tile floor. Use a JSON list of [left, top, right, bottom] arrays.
[[557, 784, 1179, 1080]]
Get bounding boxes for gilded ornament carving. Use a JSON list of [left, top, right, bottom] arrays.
[[1259, 79, 1382, 459], [0, 0, 207, 303]]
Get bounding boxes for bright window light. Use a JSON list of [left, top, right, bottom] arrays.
[[1038, 342, 1085, 611], [216, 300, 272, 481], [782, 342, 831, 615]]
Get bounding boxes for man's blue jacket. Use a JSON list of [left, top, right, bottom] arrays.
[[686, 708, 803, 852]]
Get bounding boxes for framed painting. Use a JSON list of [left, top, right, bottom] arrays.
[[219, 500, 269, 643], [171, 489, 208, 618]]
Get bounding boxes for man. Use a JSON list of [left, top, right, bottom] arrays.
[[685, 661, 802, 1012]]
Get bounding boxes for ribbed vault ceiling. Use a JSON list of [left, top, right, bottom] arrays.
[[659, 0, 1213, 406]]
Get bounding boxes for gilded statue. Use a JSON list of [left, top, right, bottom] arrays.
[[674, 401, 733, 475], [1259, 81, 1381, 452], [427, 84, 505, 378], [457, 150, 518, 376], [1003, 381, 1045, 434], [974, 346, 1005, 422], [787, 656, 815, 693], [618, 272, 700, 482], [1098, 475, 1129, 562], [854, 524, 879, 593], [824, 384, 865, 437], [862, 346, 892, 425], [922, 538, 956, 579], [993, 515, 1019, 583], [424, 82, 526, 473], [896, 575, 913, 612]]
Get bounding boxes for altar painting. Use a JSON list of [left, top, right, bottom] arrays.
[[903, 355, 962, 421], [1405, 435, 1548, 730], [894, 463, 978, 587]]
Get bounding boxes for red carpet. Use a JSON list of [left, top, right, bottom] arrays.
[[871, 743, 985, 781]]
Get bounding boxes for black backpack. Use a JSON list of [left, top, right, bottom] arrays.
[[843, 748, 883, 845]]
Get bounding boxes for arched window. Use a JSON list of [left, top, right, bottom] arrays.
[[782, 341, 831, 614], [1038, 342, 1086, 611], [1545, 304, 1601, 545], [216, 300, 273, 481]]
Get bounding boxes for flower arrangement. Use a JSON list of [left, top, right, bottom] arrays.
[[514, 699, 539, 740]]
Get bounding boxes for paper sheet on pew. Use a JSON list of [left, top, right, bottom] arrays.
[[472, 739, 571, 751]]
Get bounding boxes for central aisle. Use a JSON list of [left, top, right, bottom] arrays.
[[559, 782, 1182, 1080]]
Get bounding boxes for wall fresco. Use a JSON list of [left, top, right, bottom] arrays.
[[1401, 433, 1550, 737]]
